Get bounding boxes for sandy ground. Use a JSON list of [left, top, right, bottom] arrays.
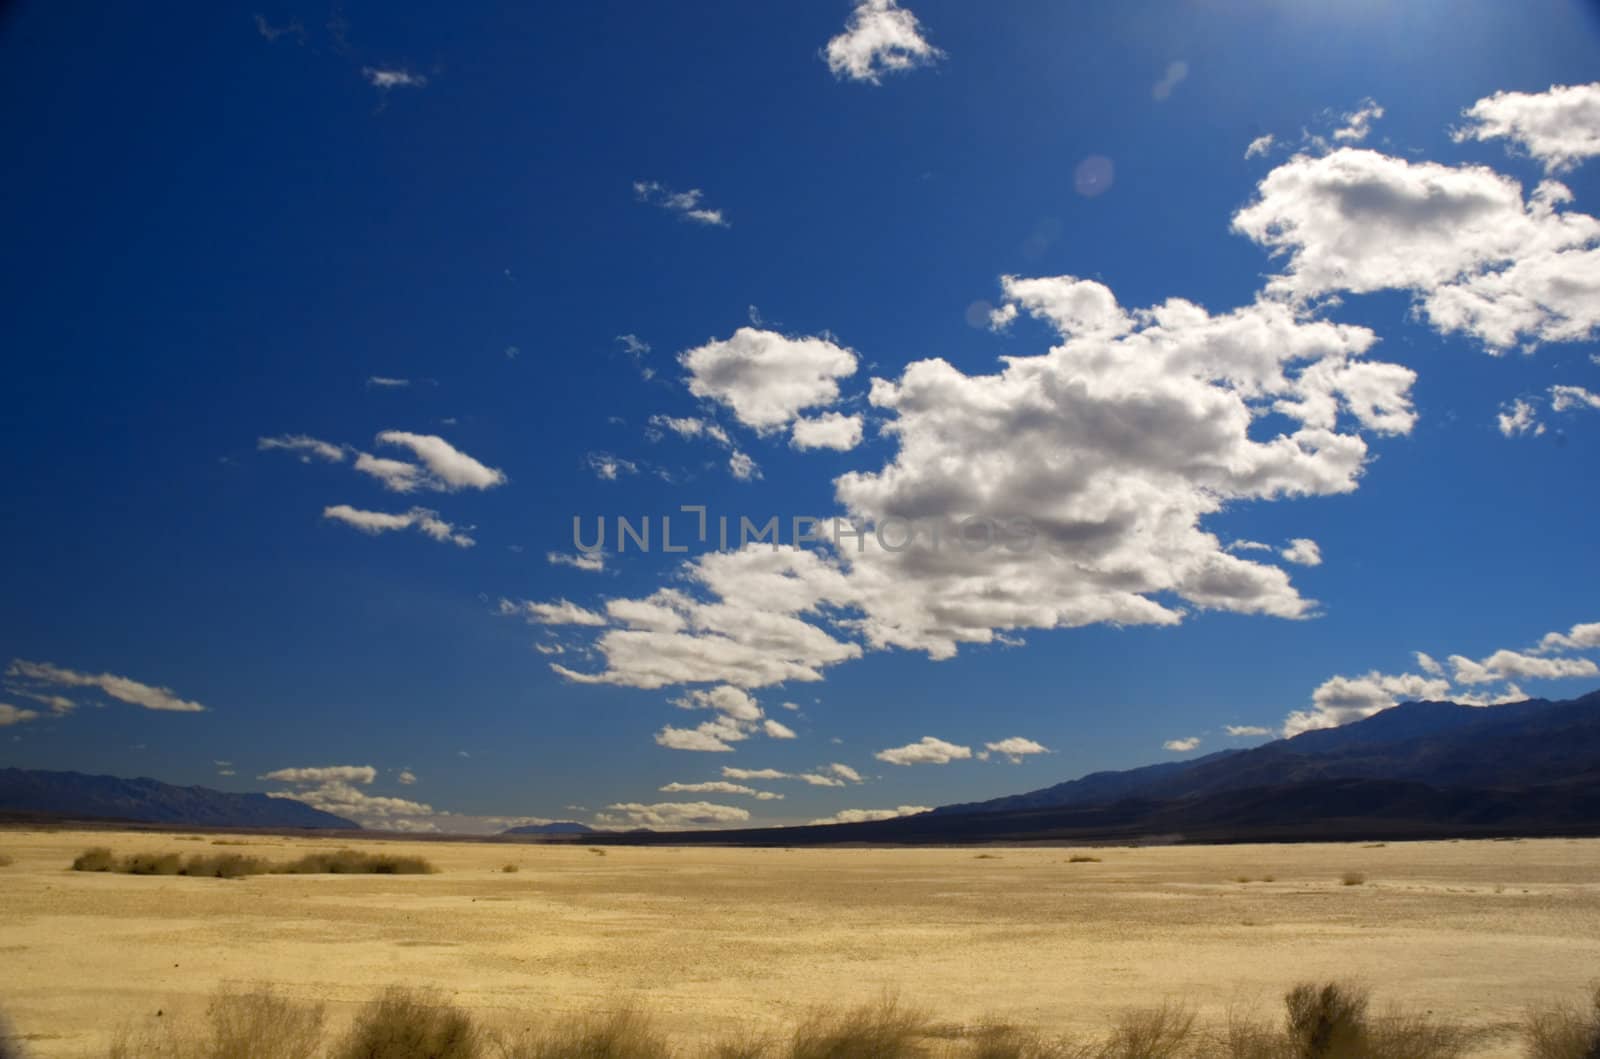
[[1, 831, 1598, 1056]]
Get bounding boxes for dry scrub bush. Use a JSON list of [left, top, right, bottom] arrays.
[[788, 996, 932, 1059], [499, 1005, 673, 1059], [108, 985, 324, 1059], [334, 987, 482, 1059], [502, 863, 520, 873], [1068, 856, 1101, 864], [1099, 1005, 1197, 1059], [1339, 873, 1365, 887], [0, 854, 14, 868], [279, 849, 437, 874], [1524, 986, 1600, 1059], [72, 846, 115, 871], [1285, 982, 1369, 1058], [70, 847, 436, 877]]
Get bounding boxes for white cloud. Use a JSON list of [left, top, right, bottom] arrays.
[[763, 718, 798, 739], [1448, 648, 1598, 685], [1163, 736, 1201, 752], [258, 434, 347, 463], [362, 67, 427, 90], [366, 376, 410, 388], [322, 505, 475, 547], [261, 765, 377, 785], [501, 598, 608, 626], [596, 801, 750, 829], [661, 781, 764, 797], [1281, 538, 1323, 566], [798, 772, 847, 787], [728, 450, 761, 481], [1244, 134, 1275, 160], [680, 327, 859, 433], [6, 659, 206, 713], [1453, 82, 1600, 173], [721, 767, 789, 781], [823, 0, 943, 85], [397, 770, 417, 786], [548, 550, 606, 573], [373, 431, 506, 491], [826, 763, 863, 783], [1227, 539, 1274, 553], [983, 736, 1050, 763], [268, 782, 434, 827], [633, 181, 728, 227], [791, 412, 865, 452], [1234, 146, 1600, 351], [1451, 683, 1529, 707], [1415, 651, 1445, 676], [1224, 725, 1272, 737], [875, 736, 973, 766], [1151, 60, 1188, 102], [654, 724, 741, 752], [1332, 98, 1384, 143], [1284, 670, 1455, 737], [587, 452, 638, 480], [0, 704, 40, 726], [1498, 398, 1546, 437], [648, 415, 732, 447], [1550, 384, 1600, 413], [1538, 621, 1600, 653], [810, 805, 930, 825]]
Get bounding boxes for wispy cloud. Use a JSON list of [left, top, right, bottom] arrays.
[[824, 0, 943, 85], [633, 181, 728, 227], [322, 504, 475, 547], [6, 660, 206, 713]]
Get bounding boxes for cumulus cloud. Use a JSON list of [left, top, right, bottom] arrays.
[[1550, 384, 1600, 413], [823, 0, 943, 85], [372, 431, 506, 491], [680, 328, 859, 433], [791, 412, 865, 452], [875, 736, 973, 766], [6, 660, 206, 713], [596, 801, 750, 829], [1415, 651, 1445, 676], [261, 765, 377, 785], [397, 770, 417, 785], [1498, 398, 1546, 437], [983, 737, 1050, 763], [728, 450, 761, 481], [548, 550, 606, 573], [826, 763, 863, 783], [1244, 134, 1275, 160], [586, 452, 638, 480], [500, 598, 608, 626], [1453, 82, 1600, 173], [634, 181, 728, 227], [1163, 736, 1201, 752], [1281, 538, 1323, 566], [763, 718, 798, 739], [1283, 670, 1453, 737], [1332, 98, 1384, 143], [1538, 621, 1600, 653], [323, 505, 475, 547], [1448, 648, 1598, 685], [1233, 146, 1600, 351], [362, 67, 427, 90], [810, 805, 931, 825], [258, 434, 347, 463], [0, 704, 40, 726]]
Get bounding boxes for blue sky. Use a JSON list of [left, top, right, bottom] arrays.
[[3, 1, 1599, 832]]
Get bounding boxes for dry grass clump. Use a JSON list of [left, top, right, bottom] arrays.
[[1099, 1004, 1197, 1059], [1339, 872, 1365, 887], [502, 863, 520, 873], [333, 986, 481, 1059], [500, 1005, 673, 1059], [69, 847, 436, 878], [279, 849, 437, 875], [109, 985, 324, 1059], [1524, 985, 1600, 1059], [1067, 855, 1101, 864], [789, 996, 933, 1059], [0, 853, 14, 868]]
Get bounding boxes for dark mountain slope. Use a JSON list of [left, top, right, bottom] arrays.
[[0, 768, 359, 829]]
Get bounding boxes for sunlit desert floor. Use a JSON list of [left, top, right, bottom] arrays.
[[2, 830, 1599, 1056]]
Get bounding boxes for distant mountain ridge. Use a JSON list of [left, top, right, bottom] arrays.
[[503, 821, 594, 835], [937, 691, 1598, 816], [0, 768, 359, 829]]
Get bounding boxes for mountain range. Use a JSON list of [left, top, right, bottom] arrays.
[[0, 768, 358, 829]]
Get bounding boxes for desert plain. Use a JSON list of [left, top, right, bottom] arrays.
[[1, 830, 1598, 1056]]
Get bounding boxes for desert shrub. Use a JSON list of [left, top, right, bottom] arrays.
[[123, 852, 184, 876], [502, 864, 520, 873], [1339, 873, 1365, 887], [333, 987, 482, 1059], [183, 853, 273, 879], [1361, 1010, 1478, 1059], [1523, 986, 1600, 1059], [278, 849, 437, 875], [1067, 856, 1100, 864], [106, 986, 324, 1059], [788, 996, 932, 1059], [704, 1032, 775, 1059], [0, 854, 14, 869], [588, 848, 607, 856], [502, 1006, 673, 1059], [1098, 1005, 1196, 1059], [0, 1006, 26, 1059], [947, 1022, 1084, 1059], [974, 853, 1002, 860], [73, 846, 116, 871], [1284, 983, 1368, 1059]]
